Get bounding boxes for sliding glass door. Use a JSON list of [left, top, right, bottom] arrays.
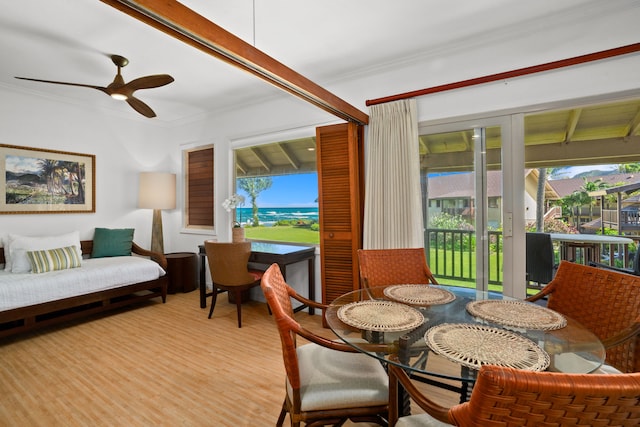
[[419, 117, 521, 294]]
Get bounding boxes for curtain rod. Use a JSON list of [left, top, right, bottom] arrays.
[[366, 43, 640, 106]]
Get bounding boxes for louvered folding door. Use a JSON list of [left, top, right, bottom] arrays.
[[316, 123, 364, 308]]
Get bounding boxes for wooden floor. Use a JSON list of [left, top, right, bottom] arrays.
[[0, 291, 459, 426]]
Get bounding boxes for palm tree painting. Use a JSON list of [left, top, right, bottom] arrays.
[[5, 154, 86, 205]]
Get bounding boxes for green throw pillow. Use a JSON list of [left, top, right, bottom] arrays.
[[91, 228, 135, 258]]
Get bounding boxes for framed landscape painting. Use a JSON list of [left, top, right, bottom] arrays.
[[0, 144, 95, 214]]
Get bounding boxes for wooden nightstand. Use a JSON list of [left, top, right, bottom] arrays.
[[165, 252, 198, 294]]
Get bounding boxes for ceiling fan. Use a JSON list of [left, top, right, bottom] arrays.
[[15, 55, 174, 118]]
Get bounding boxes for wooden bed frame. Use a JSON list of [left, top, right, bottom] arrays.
[[0, 240, 168, 339]]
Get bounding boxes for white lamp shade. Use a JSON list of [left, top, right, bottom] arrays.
[[138, 172, 176, 210]]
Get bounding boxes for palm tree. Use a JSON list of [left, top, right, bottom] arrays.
[[37, 159, 59, 194], [560, 178, 608, 228], [237, 177, 273, 226], [58, 161, 77, 196], [62, 161, 85, 203], [579, 178, 607, 221], [535, 168, 547, 232], [534, 167, 562, 232]]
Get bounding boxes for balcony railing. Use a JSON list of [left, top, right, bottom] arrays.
[[424, 228, 637, 287], [600, 209, 640, 231], [425, 228, 503, 286]]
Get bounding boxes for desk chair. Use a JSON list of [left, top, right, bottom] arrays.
[[388, 356, 640, 427], [527, 261, 640, 373], [204, 241, 263, 328], [357, 248, 438, 291], [260, 263, 389, 427]]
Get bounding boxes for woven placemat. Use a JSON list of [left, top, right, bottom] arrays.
[[425, 323, 550, 371], [466, 300, 567, 330], [383, 285, 456, 306], [337, 300, 424, 332]]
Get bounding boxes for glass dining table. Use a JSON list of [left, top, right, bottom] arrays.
[[325, 285, 606, 405]]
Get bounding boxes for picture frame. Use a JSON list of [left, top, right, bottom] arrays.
[[0, 144, 95, 214]]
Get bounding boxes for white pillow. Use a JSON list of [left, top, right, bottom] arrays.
[[1, 234, 10, 271], [8, 231, 82, 274]]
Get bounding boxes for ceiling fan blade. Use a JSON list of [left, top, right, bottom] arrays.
[[16, 56, 171, 119], [125, 74, 174, 92], [127, 96, 156, 118], [15, 76, 108, 94]]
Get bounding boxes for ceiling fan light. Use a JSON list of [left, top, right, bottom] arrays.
[[111, 93, 128, 101]]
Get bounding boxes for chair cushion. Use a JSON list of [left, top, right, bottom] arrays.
[[288, 342, 388, 412], [593, 363, 623, 374], [396, 414, 453, 427]]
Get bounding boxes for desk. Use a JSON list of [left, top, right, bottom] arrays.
[[198, 242, 316, 314], [550, 233, 633, 265], [326, 285, 605, 404]]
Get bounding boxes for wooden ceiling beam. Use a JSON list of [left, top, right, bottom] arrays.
[[99, 0, 369, 125], [235, 158, 248, 175], [276, 143, 300, 170], [627, 107, 640, 137], [250, 147, 272, 172], [565, 108, 582, 142]]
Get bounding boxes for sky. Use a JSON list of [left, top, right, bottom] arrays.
[[236, 173, 318, 208], [234, 164, 626, 208], [6, 155, 41, 173], [549, 164, 619, 180]]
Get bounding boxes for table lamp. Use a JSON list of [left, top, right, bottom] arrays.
[[138, 172, 176, 254]]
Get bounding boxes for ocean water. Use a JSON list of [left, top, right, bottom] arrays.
[[235, 207, 318, 226]]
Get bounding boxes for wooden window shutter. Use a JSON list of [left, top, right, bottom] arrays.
[[186, 146, 214, 228], [316, 122, 364, 305]]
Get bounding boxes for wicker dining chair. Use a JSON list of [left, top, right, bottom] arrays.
[[388, 356, 640, 427], [204, 241, 263, 328], [260, 263, 389, 427], [357, 248, 438, 291], [527, 260, 640, 373]]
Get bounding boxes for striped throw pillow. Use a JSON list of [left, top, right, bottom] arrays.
[[26, 246, 82, 274]]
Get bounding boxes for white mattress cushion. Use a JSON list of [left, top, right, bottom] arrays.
[[0, 256, 165, 311]]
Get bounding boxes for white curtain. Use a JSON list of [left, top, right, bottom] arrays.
[[363, 99, 424, 249]]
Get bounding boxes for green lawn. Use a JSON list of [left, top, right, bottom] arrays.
[[243, 225, 319, 244], [244, 226, 513, 292]]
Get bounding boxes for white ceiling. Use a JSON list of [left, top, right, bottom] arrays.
[[1, 0, 638, 124]]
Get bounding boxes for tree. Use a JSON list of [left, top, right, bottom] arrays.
[[37, 159, 59, 194], [618, 162, 640, 173], [559, 178, 608, 227], [535, 168, 547, 232], [579, 178, 607, 221], [237, 177, 273, 226]]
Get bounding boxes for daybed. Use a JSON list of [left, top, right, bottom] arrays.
[[0, 239, 168, 339]]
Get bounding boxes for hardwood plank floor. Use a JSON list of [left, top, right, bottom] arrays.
[[0, 292, 459, 426]]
